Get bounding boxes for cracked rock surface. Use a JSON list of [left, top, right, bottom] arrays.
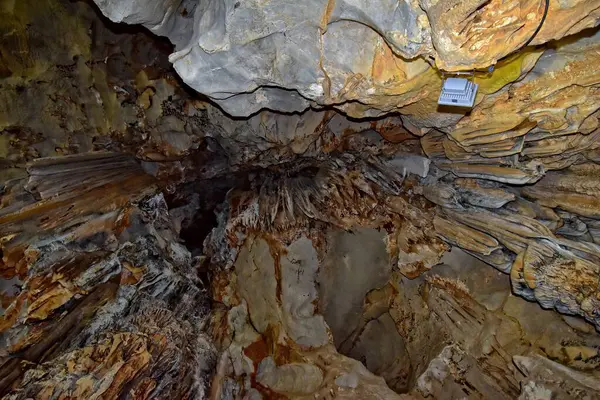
[[1, 0, 600, 399], [92, 0, 600, 117]]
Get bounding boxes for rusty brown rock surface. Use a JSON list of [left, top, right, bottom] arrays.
[[2, 0, 600, 399], [0, 153, 216, 398], [202, 151, 600, 398], [204, 189, 600, 398], [90, 0, 600, 117]]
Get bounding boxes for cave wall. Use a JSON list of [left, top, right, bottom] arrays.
[[203, 155, 600, 398], [1, 0, 600, 399], [0, 154, 216, 398], [90, 0, 600, 117]]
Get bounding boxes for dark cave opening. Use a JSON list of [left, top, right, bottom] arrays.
[[164, 179, 231, 257], [178, 206, 219, 256]]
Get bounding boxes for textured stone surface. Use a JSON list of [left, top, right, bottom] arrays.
[[91, 0, 600, 117], [3, 0, 600, 398], [514, 354, 600, 399], [0, 154, 215, 398], [206, 191, 600, 398], [319, 228, 392, 347], [425, 162, 600, 329], [202, 150, 600, 398], [209, 231, 415, 398]]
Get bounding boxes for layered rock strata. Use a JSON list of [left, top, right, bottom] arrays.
[[0, 153, 215, 398], [204, 155, 600, 398], [2, 0, 600, 398], [91, 0, 600, 117]]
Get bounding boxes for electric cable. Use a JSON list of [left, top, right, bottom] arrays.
[[437, 0, 550, 108], [521, 0, 550, 48], [473, 0, 550, 74]]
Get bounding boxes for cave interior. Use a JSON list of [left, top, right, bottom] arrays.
[[1, 0, 600, 399]]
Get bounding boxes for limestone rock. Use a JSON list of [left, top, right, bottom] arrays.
[[514, 354, 600, 399], [206, 201, 600, 398], [209, 230, 417, 398], [233, 235, 329, 347], [256, 357, 324, 395], [416, 344, 511, 399], [345, 313, 412, 393], [90, 0, 600, 117], [0, 153, 216, 398], [423, 0, 600, 71], [4, 1, 600, 398], [426, 161, 600, 330], [92, 0, 195, 47], [319, 228, 393, 348]]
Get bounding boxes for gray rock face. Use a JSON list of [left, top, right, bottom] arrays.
[[164, 0, 431, 116], [93, 0, 196, 47], [234, 235, 329, 347], [91, 0, 432, 116], [319, 228, 392, 348], [91, 0, 600, 116]]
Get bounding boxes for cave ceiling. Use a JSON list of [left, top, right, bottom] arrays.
[[1, 0, 600, 399]]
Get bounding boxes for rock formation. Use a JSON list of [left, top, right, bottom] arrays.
[[1, 0, 600, 399], [0, 153, 215, 398], [202, 154, 600, 399], [91, 0, 600, 117]]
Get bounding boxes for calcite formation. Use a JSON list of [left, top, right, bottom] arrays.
[[2, 0, 600, 399], [0, 154, 215, 398], [422, 137, 600, 328], [204, 168, 600, 398], [91, 0, 600, 117]]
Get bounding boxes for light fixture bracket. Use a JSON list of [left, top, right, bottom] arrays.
[[438, 75, 478, 108]]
